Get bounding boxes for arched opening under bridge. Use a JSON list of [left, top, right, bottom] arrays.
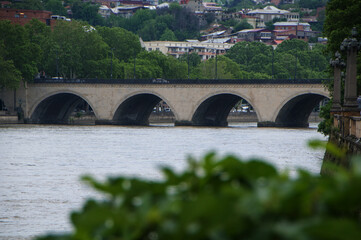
[[113, 93, 175, 126], [30, 93, 94, 124], [274, 93, 328, 128], [192, 94, 258, 127]]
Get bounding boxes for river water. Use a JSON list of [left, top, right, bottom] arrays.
[[0, 123, 327, 239]]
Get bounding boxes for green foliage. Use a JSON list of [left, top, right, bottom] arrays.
[[318, 99, 333, 136], [226, 0, 256, 9], [97, 26, 141, 62], [323, 0, 361, 93], [44, 0, 67, 16], [233, 19, 253, 32], [105, 3, 200, 41], [36, 152, 361, 240], [225, 41, 327, 79], [0, 56, 22, 89], [195, 55, 242, 79], [71, 1, 104, 26], [0, 20, 40, 83], [10, 0, 44, 10], [299, 0, 328, 9]]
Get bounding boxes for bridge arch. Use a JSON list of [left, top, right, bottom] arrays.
[[112, 91, 177, 126], [274, 91, 329, 128], [29, 91, 97, 124], [192, 92, 259, 126]]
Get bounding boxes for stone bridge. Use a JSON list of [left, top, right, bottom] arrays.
[[0, 79, 330, 127]]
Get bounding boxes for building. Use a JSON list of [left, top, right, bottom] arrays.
[[247, 5, 299, 27], [273, 21, 317, 41], [233, 28, 273, 43], [143, 41, 234, 61], [184, 0, 205, 13], [0, 8, 55, 26]]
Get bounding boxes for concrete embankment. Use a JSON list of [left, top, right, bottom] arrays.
[[321, 115, 361, 175], [0, 111, 321, 125], [0, 111, 18, 124]]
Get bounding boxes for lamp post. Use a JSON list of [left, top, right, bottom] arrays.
[[294, 54, 298, 80], [133, 49, 136, 79], [271, 47, 274, 79], [56, 49, 59, 78], [110, 48, 114, 79], [340, 27, 361, 109], [330, 51, 345, 111], [215, 48, 218, 80], [187, 47, 193, 80]]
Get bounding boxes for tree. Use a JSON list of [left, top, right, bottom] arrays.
[[226, 41, 273, 67], [0, 43, 22, 89], [276, 39, 309, 52], [10, 0, 43, 10], [137, 51, 187, 79], [44, 0, 67, 16], [0, 20, 40, 82], [97, 26, 142, 63], [25, 19, 52, 75], [234, 19, 253, 32], [194, 56, 242, 79], [159, 28, 177, 41], [299, 0, 328, 9], [319, 0, 361, 135], [71, 1, 104, 26]]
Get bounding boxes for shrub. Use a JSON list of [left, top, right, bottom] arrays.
[[37, 152, 361, 240]]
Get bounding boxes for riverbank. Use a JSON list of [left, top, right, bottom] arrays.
[[0, 111, 18, 124], [0, 111, 321, 125]]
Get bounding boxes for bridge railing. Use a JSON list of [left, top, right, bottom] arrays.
[[32, 78, 330, 85]]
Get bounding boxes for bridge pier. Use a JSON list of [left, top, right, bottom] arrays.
[[258, 121, 309, 128], [174, 120, 193, 126]]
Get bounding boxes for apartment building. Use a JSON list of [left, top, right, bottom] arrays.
[[247, 5, 299, 28], [143, 41, 234, 61]]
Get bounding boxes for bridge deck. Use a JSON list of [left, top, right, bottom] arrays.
[[32, 78, 330, 85]]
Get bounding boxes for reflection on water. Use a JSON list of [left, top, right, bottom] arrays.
[[0, 123, 326, 238]]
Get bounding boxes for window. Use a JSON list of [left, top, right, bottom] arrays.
[[148, 48, 152, 51], [14, 14, 20, 18]]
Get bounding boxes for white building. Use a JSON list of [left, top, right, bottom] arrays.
[[143, 41, 234, 61], [247, 5, 299, 27]]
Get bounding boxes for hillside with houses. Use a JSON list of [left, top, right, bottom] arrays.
[[0, 0, 330, 90]]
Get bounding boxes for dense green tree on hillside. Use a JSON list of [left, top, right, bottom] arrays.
[[299, 0, 328, 9], [105, 3, 201, 41], [10, 0, 44, 10], [234, 19, 253, 32], [0, 42, 22, 89], [226, 41, 273, 66], [44, 0, 67, 16], [0, 20, 40, 83], [276, 38, 309, 52], [71, 1, 104, 26], [137, 51, 187, 79], [159, 28, 177, 41], [24, 19, 52, 75], [179, 52, 202, 69], [97, 26, 142, 62], [44, 21, 108, 79], [226, 39, 328, 79], [225, 0, 256, 9]]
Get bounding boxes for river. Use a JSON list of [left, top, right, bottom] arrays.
[[0, 123, 327, 239]]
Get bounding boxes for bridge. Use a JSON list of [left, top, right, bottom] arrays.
[[0, 78, 330, 127]]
